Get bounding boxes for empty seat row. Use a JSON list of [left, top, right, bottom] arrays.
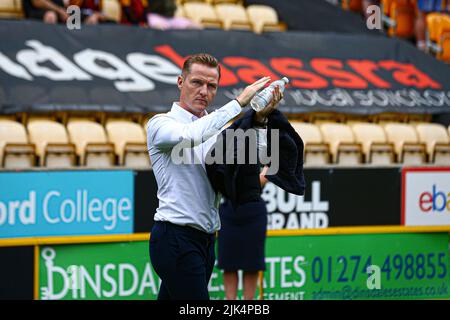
[[2, 116, 449, 169], [291, 122, 450, 166], [291, 112, 433, 125], [0, 118, 150, 169], [178, 2, 286, 33]]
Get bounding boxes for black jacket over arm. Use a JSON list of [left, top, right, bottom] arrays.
[[205, 109, 306, 209]]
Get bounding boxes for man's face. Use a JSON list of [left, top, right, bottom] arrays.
[[177, 63, 219, 116]]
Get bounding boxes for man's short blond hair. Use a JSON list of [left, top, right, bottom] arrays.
[[182, 53, 221, 80]]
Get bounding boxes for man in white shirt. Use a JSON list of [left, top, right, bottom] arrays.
[[147, 53, 282, 300]]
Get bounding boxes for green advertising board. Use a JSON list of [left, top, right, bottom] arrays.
[[37, 233, 450, 300]]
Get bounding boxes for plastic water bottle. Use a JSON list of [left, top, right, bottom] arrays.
[[250, 77, 289, 112]]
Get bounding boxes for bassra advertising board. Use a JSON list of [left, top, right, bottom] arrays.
[[37, 233, 450, 300], [0, 171, 134, 238], [402, 167, 450, 226]]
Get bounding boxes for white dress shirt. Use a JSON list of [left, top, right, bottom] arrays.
[[147, 100, 242, 234]]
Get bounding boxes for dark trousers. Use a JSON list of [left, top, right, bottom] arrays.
[[149, 221, 216, 300]]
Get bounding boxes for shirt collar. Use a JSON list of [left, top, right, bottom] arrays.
[[171, 102, 208, 122]]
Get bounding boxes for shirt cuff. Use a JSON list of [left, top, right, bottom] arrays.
[[221, 99, 243, 120]]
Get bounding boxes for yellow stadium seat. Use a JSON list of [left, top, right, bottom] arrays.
[[175, 4, 185, 17], [183, 2, 222, 28], [436, 15, 450, 62], [0, 0, 23, 19], [67, 119, 115, 167], [102, 0, 121, 22], [215, 3, 252, 31], [290, 122, 330, 166], [320, 123, 363, 165], [27, 119, 76, 168], [415, 123, 450, 164], [351, 123, 395, 164], [384, 123, 426, 164], [246, 4, 286, 34], [0, 119, 35, 168], [105, 120, 150, 167], [426, 12, 445, 54]]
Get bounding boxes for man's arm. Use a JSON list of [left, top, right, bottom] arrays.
[[32, 0, 68, 20], [148, 100, 241, 150]]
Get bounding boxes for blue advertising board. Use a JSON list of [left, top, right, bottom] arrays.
[[0, 171, 134, 238]]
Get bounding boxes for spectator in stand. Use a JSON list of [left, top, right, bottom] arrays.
[[69, 0, 108, 24], [146, 0, 201, 30], [22, 0, 69, 24], [120, 0, 150, 26], [415, 0, 450, 51]]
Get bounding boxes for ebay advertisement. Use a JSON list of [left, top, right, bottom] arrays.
[[0, 170, 134, 238], [402, 168, 450, 226]]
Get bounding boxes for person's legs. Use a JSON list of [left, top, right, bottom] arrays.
[[157, 282, 171, 300], [149, 222, 212, 300], [205, 234, 216, 288], [223, 271, 238, 300], [243, 271, 259, 300]]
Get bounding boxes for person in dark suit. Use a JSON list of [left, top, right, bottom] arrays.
[[206, 95, 306, 301], [218, 166, 269, 300]]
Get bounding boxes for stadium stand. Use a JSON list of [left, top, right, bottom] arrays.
[[291, 122, 331, 166], [246, 4, 286, 33], [309, 112, 346, 125], [214, 3, 252, 30], [66, 119, 116, 167], [102, 0, 122, 22], [415, 122, 450, 164], [351, 123, 395, 164], [27, 119, 76, 167], [0, 0, 23, 19], [105, 119, 150, 167], [182, 2, 223, 28], [0, 119, 35, 168], [319, 123, 363, 165], [384, 123, 427, 164], [371, 112, 408, 124]]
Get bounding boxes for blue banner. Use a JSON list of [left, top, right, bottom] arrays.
[[0, 171, 134, 238]]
